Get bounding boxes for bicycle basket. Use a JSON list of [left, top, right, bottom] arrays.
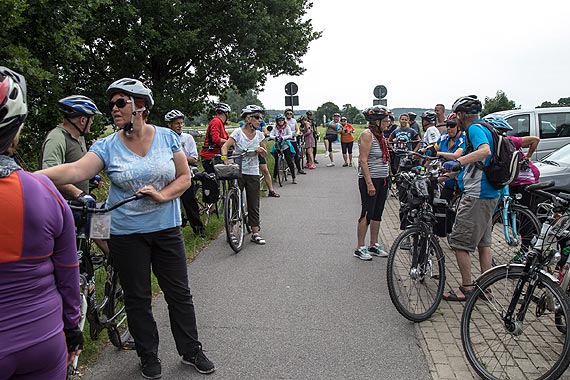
[[214, 163, 241, 180]]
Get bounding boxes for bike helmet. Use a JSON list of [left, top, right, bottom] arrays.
[[451, 95, 482, 114], [483, 114, 513, 131], [362, 105, 391, 122], [240, 104, 264, 119], [306, 111, 313, 116], [57, 95, 101, 118], [215, 103, 231, 113], [445, 112, 457, 127], [275, 113, 285, 121], [421, 110, 437, 123], [164, 109, 185, 122], [408, 111, 417, 121], [106, 78, 154, 109], [0, 67, 27, 131]]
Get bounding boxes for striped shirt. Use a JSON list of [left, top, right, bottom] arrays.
[[358, 133, 389, 179]]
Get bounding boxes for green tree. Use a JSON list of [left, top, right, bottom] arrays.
[[2, 0, 321, 169], [481, 90, 518, 116], [538, 97, 570, 108], [341, 104, 365, 124], [223, 88, 264, 123], [315, 102, 341, 127]]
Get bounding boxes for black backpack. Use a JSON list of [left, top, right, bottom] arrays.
[[465, 121, 521, 189]]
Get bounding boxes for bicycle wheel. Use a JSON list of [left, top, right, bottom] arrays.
[[215, 179, 226, 218], [224, 187, 244, 253], [386, 226, 446, 322], [277, 156, 286, 187], [105, 269, 133, 349], [491, 204, 541, 266], [461, 265, 570, 380]]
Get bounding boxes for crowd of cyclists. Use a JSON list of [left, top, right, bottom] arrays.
[[1, 63, 546, 380]]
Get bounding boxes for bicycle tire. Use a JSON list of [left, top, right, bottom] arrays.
[[277, 156, 286, 187], [193, 183, 211, 226], [105, 270, 133, 349], [491, 204, 541, 266], [386, 226, 446, 322], [461, 265, 570, 380], [225, 187, 244, 253]]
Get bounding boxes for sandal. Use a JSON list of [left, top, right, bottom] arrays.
[[268, 190, 280, 198], [443, 285, 473, 302], [251, 233, 266, 245]]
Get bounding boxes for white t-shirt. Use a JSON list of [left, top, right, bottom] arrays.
[[286, 117, 297, 133], [180, 132, 198, 159], [230, 128, 265, 176], [423, 126, 441, 146]]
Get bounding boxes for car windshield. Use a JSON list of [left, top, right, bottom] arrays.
[[541, 144, 570, 166]]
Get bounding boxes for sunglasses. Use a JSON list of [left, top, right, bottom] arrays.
[[446, 123, 457, 128], [250, 114, 262, 120], [108, 98, 132, 111]]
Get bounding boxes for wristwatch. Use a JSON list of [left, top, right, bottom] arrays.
[[220, 155, 227, 161]]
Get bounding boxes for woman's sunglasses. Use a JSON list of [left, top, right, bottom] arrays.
[[250, 114, 262, 120], [108, 98, 132, 111]]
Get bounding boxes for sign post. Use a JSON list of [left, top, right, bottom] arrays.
[[284, 82, 299, 110]]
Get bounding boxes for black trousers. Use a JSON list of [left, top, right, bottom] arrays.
[[289, 140, 302, 171], [180, 181, 204, 232], [110, 227, 201, 358]]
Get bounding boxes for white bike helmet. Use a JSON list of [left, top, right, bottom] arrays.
[[164, 109, 185, 122], [215, 103, 231, 114], [240, 104, 264, 119], [0, 66, 27, 131], [106, 78, 154, 110]]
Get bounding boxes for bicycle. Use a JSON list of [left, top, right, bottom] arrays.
[[272, 139, 293, 187], [214, 151, 251, 253], [490, 186, 542, 266], [386, 151, 448, 322], [460, 180, 570, 380], [190, 167, 222, 226], [66, 193, 143, 379]]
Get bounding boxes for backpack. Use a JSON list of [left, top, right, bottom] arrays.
[[465, 121, 521, 189], [195, 172, 220, 203]]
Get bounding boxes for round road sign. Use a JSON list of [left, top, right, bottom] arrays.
[[285, 82, 299, 96], [373, 85, 387, 99]]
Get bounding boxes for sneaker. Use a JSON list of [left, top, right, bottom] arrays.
[[326, 162, 335, 167], [303, 164, 310, 169], [298, 170, 307, 175], [140, 354, 162, 379], [292, 178, 297, 184], [314, 160, 319, 164], [182, 348, 215, 374], [342, 163, 348, 167], [349, 162, 353, 167], [308, 164, 316, 169], [354, 247, 372, 261], [368, 243, 388, 257]]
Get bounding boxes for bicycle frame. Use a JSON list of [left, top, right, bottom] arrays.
[[498, 187, 521, 246]]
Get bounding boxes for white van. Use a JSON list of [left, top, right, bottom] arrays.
[[489, 107, 570, 160]]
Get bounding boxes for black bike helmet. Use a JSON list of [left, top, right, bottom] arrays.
[[421, 110, 437, 123], [362, 105, 391, 122], [451, 95, 482, 114]]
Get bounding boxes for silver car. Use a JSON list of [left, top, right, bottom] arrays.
[[534, 143, 570, 189]]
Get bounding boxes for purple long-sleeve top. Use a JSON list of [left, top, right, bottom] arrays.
[[0, 169, 80, 358]]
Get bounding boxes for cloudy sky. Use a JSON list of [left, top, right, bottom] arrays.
[[258, 0, 570, 112]]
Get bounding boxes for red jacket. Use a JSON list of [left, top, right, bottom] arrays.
[[200, 116, 229, 161]]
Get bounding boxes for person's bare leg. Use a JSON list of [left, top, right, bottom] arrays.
[[343, 153, 348, 165], [356, 217, 368, 249], [478, 246, 493, 274], [369, 220, 380, 247], [456, 249, 473, 290], [259, 163, 273, 192]]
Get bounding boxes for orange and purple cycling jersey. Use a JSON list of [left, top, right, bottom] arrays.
[[0, 164, 80, 359]]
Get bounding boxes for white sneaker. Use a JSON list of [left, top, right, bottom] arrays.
[[326, 162, 335, 167], [369, 243, 388, 257], [354, 247, 372, 261]]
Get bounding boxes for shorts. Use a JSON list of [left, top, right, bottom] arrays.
[[324, 134, 337, 151], [448, 195, 498, 253], [341, 141, 353, 154], [358, 177, 389, 223], [258, 154, 267, 165]]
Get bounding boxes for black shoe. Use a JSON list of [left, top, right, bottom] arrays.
[[182, 348, 215, 374], [197, 228, 206, 238], [140, 354, 162, 379], [314, 160, 319, 164], [298, 170, 307, 175]]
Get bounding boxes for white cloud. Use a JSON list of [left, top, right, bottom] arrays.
[[258, 0, 570, 112]]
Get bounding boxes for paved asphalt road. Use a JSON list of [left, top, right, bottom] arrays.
[[82, 150, 430, 380]]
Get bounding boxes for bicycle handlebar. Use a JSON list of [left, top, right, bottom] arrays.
[[68, 193, 145, 213], [526, 181, 570, 208], [395, 149, 441, 162]]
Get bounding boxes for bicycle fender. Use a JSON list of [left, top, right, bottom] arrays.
[[475, 263, 557, 284]]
